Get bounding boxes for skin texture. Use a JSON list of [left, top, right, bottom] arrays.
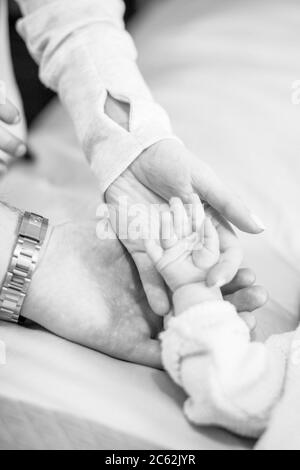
[[145, 195, 221, 292], [0, 94, 267, 332], [106, 136, 266, 317], [20, 217, 266, 369], [23, 220, 163, 368], [144, 195, 223, 315], [0, 97, 267, 367]]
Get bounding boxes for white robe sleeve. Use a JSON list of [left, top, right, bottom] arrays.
[[15, 0, 176, 192]]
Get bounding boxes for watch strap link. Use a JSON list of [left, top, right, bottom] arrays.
[[0, 212, 49, 324]]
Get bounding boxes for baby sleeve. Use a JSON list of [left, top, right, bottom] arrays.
[[161, 301, 289, 438]]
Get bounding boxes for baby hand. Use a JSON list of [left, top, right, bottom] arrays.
[[0, 82, 26, 175], [145, 194, 220, 292]]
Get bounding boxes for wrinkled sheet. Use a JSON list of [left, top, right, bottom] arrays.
[[1, 0, 300, 449]]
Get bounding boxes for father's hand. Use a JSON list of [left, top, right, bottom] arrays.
[[24, 220, 163, 368], [106, 139, 266, 315], [22, 218, 265, 369]]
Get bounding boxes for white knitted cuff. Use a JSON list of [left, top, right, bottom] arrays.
[[160, 301, 249, 386]]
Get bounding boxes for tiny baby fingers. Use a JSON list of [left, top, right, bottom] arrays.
[[206, 213, 243, 288], [192, 218, 219, 269], [170, 197, 190, 239], [160, 210, 178, 249], [132, 251, 170, 316], [190, 193, 205, 234], [203, 217, 220, 257], [0, 125, 26, 159], [144, 239, 164, 264]]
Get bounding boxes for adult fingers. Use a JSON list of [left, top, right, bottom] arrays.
[[191, 156, 265, 234], [221, 268, 256, 296], [203, 217, 220, 255], [224, 286, 268, 313], [0, 99, 20, 125], [0, 125, 26, 160]]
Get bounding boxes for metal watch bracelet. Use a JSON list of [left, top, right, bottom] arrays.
[[0, 212, 49, 324]]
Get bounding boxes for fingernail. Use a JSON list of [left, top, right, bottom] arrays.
[[15, 144, 27, 158], [250, 213, 266, 231]]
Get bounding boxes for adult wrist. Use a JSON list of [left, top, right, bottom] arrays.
[[0, 209, 50, 323]]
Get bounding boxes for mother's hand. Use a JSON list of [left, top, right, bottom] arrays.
[[106, 139, 266, 315]]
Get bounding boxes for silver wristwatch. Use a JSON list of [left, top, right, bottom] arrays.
[[0, 212, 49, 324]]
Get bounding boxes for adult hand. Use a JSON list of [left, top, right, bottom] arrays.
[[106, 139, 266, 315], [24, 219, 163, 368], [222, 268, 268, 331], [22, 218, 266, 369]]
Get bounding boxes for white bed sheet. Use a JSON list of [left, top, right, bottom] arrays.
[[0, 322, 252, 450], [1, 0, 300, 450]]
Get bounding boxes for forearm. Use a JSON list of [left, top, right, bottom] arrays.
[[173, 282, 222, 316], [16, 0, 175, 192], [0, 203, 20, 286]]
